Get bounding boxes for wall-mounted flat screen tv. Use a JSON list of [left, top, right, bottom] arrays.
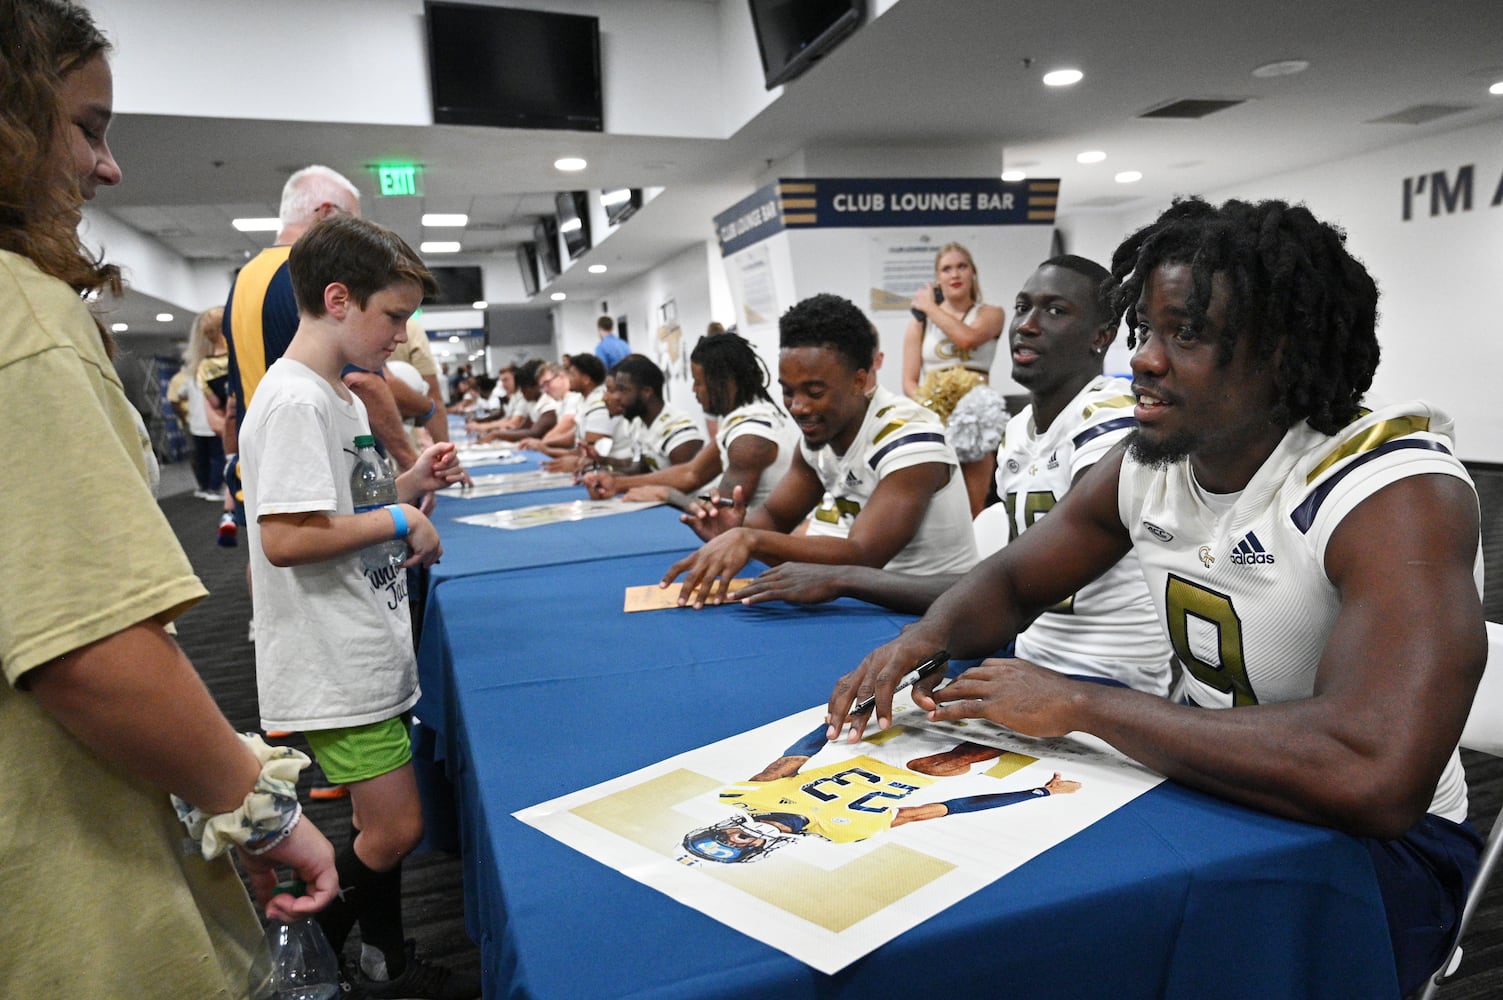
[[556, 191, 591, 261], [533, 217, 561, 280], [423, 265, 483, 307], [601, 188, 642, 227], [426, 2, 603, 131], [748, 0, 863, 89], [517, 243, 539, 298]]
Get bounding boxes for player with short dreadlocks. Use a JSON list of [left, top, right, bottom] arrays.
[[1109, 196, 1379, 435], [583, 331, 798, 508], [831, 196, 1486, 996]]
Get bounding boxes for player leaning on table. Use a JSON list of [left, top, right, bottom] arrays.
[[829, 196, 1485, 997], [662, 293, 977, 608]]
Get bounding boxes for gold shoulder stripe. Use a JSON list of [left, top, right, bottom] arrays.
[[1307, 415, 1431, 483], [873, 419, 908, 445], [1082, 394, 1136, 418], [873, 403, 899, 419]]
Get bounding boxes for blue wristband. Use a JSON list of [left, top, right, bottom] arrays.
[[421, 398, 438, 423], [386, 504, 410, 539]]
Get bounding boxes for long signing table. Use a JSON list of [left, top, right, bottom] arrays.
[[413, 447, 1400, 998]]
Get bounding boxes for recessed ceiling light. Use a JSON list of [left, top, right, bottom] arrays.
[[1491, 80, 1503, 95], [471, 300, 488, 310], [1043, 68, 1083, 87], [588, 264, 608, 274], [1252, 59, 1310, 79], [550, 291, 567, 301], [1000, 169, 1027, 182], [156, 312, 174, 322], [420, 241, 461, 254], [422, 213, 468, 227], [1115, 171, 1143, 184], [1076, 150, 1107, 164], [111, 322, 128, 332], [559, 217, 583, 234], [448, 335, 461, 343], [554, 157, 587, 172], [232, 217, 280, 232], [600, 188, 632, 206]]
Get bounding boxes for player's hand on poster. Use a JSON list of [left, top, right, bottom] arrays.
[[827, 625, 950, 742], [927, 657, 1084, 737]]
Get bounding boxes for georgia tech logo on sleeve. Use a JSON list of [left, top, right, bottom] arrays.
[[1198, 545, 1215, 567], [1142, 521, 1173, 542]]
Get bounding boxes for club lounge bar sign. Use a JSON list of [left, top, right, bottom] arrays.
[[715, 177, 1060, 256]]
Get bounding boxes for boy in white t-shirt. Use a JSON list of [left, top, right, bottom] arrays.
[[238, 215, 476, 998]]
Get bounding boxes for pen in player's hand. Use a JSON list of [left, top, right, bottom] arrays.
[[696, 494, 736, 508], [847, 650, 950, 723]]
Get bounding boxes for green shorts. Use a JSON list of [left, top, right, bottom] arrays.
[[304, 716, 412, 785]]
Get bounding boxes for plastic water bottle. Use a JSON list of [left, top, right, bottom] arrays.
[[350, 434, 408, 571], [248, 882, 340, 1000]]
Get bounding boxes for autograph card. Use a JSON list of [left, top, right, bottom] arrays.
[[623, 579, 753, 612]]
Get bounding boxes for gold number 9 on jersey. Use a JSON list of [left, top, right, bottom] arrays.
[[1165, 574, 1258, 706]]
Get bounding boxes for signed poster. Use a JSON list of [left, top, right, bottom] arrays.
[[516, 697, 1161, 973]]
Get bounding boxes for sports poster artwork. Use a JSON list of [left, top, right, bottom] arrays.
[[515, 694, 1162, 973]]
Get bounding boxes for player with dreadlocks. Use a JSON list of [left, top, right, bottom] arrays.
[[584, 330, 799, 509], [828, 196, 1485, 996]]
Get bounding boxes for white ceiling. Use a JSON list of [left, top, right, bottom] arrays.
[[93, 0, 1503, 339]]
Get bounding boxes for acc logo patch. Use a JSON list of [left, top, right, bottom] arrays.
[[1142, 521, 1173, 542]]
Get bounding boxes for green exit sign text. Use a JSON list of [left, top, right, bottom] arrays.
[[377, 164, 421, 197]]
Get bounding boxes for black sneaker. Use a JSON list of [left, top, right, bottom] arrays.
[[361, 940, 480, 1000], [336, 958, 370, 999]]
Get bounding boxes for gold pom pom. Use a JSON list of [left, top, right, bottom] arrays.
[[915, 367, 987, 423]]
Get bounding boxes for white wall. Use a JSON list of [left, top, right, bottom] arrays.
[[1093, 119, 1503, 462]]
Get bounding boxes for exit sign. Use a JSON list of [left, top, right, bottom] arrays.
[[377, 164, 421, 197]]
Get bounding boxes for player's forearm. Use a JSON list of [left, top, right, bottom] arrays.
[[28, 622, 262, 814], [745, 529, 892, 570], [917, 558, 1030, 659], [834, 566, 958, 615], [1065, 685, 1425, 838]]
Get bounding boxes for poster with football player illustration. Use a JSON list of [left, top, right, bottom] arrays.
[[516, 695, 1161, 973]]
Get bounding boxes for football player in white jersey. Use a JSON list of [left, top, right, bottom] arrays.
[[582, 332, 796, 509], [828, 197, 1485, 996], [662, 294, 977, 608], [598, 354, 705, 472], [475, 358, 560, 444], [736, 256, 1172, 696]]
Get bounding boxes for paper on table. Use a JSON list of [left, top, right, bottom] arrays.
[[455, 498, 661, 530], [442, 469, 575, 498], [515, 695, 1163, 974], [623, 579, 753, 612]]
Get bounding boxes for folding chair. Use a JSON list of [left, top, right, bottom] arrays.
[[1419, 619, 1503, 999]]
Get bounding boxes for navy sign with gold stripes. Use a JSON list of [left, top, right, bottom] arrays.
[[716, 177, 1060, 256]]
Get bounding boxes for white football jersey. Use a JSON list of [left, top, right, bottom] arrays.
[[801, 386, 977, 576], [717, 399, 798, 508], [1119, 400, 1479, 822], [633, 404, 704, 471], [994, 376, 1171, 695]]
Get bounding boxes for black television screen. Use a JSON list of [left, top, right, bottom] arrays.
[[556, 191, 591, 261], [748, 0, 863, 89], [601, 188, 642, 227], [533, 217, 560, 280], [423, 265, 483, 307], [425, 2, 603, 131], [517, 243, 539, 297]]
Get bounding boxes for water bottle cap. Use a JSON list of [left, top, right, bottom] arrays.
[[271, 879, 307, 898], [354, 434, 377, 448]]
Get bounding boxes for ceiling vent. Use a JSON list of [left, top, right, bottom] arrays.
[[1138, 98, 1247, 119], [1366, 104, 1475, 125]]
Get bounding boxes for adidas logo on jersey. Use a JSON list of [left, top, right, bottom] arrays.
[[1230, 531, 1275, 565], [1046, 450, 1059, 471], [844, 470, 862, 488]]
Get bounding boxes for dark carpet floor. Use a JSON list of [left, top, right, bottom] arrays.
[[158, 473, 1503, 999]]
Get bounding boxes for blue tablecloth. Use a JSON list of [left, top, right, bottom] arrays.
[[415, 550, 1400, 999]]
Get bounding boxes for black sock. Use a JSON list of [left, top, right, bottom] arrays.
[[314, 839, 370, 957], [356, 858, 407, 977]]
